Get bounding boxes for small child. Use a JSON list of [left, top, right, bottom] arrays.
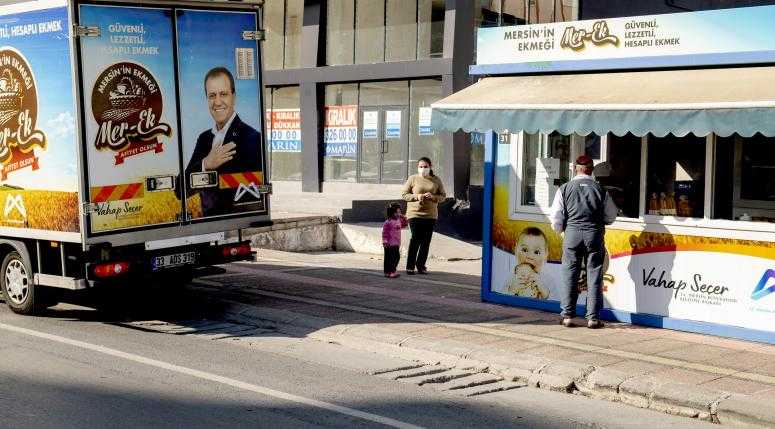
[[382, 202, 408, 278]]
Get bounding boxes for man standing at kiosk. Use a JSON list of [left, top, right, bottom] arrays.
[[550, 155, 617, 329]]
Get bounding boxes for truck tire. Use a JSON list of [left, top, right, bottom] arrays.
[[1, 251, 39, 315]]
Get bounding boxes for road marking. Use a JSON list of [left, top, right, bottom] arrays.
[[0, 322, 424, 429]]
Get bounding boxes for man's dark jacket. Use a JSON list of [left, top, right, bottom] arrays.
[[184, 115, 264, 217]]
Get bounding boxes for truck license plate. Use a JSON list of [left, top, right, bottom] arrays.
[[152, 252, 196, 270]]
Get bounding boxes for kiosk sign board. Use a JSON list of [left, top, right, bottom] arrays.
[[475, 5, 775, 74]]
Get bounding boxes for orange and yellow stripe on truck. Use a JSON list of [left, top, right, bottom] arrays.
[[90, 183, 144, 202], [218, 171, 264, 189]]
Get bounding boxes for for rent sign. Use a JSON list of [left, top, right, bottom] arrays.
[[267, 109, 301, 153], [324, 105, 357, 157]]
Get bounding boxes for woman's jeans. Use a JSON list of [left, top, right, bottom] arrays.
[[406, 218, 436, 271]]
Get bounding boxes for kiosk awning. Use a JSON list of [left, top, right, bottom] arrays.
[[431, 66, 775, 137]]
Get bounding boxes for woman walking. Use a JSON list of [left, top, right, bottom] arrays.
[[401, 157, 446, 275]]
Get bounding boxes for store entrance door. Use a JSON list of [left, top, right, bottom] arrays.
[[359, 106, 408, 184]]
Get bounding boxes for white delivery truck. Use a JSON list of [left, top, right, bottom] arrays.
[[0, 0, 271, 314]]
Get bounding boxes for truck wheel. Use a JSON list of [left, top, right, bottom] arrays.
[[1, 251, 38, 315]]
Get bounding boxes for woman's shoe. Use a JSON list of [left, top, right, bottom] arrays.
[[387, 272, 400, 279]]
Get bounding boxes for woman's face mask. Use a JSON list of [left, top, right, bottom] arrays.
[[418, 167, 431, 176]]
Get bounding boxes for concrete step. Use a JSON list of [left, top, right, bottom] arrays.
[[335, 222, 481, 261]]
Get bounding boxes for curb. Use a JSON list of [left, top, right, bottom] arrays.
[[222, 300, 774, 427]]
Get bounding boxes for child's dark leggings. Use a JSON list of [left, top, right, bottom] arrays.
[[384, 246, 400, 274]]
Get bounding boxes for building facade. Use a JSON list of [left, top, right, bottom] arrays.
[[261, 0, 775, 237]]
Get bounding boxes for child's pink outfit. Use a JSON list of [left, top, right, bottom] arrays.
[[382, 215, 408, 276]]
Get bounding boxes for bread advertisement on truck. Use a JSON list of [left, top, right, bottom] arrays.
[[176, 9, 266, 220], [0, 2, 78, 233], [80, 5, 182, 233]]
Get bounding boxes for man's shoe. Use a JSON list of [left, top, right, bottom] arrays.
[[560, 317, 575, 328], [417, 268, 428, 275], [587, 319, 604, 329], [406, 270, 416, 275]]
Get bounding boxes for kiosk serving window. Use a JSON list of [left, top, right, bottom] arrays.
[[598, 134, 641, 219], [516, 132, 571, 210], [713, 134, 775, 223], [509, 129, 775, 230], [645, 135, 706, 219]]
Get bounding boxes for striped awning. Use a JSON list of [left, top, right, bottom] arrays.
[[431, 66, 775, 137]]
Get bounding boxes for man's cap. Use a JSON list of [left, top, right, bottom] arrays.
[[575, 155, 594, 166]]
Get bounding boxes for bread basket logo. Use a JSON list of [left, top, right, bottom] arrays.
[[92, 62, 171, 164], [0, 48, 46, 180]]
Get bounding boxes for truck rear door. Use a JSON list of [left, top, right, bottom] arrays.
[[77, 3, 267, 237], [78, 5, 182, 234], [175, 9, 267, 222]]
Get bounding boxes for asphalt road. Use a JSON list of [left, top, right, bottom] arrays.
[[0, 284, 714, 429]]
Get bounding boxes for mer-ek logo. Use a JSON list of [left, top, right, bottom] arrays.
[[751, 269, 775, 301]]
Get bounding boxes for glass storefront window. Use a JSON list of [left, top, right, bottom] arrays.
[[326, 0, 356, 65], [520, 132, 571, 208], [322, 80, 445, 185], [713, 134, 775, 223], [267, 86, 302, 181], [645, 134, 705, 218], [409, 79, 443, 179], [324, 84, 359, 182], [355, 0, 386, 64]]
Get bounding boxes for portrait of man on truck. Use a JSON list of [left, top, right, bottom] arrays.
[[183, 66, 264, 217]]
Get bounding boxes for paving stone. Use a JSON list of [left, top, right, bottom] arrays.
[[400, 337, 479, 359], [563, 351, 628, 367], [575, 367, 630, 400], [604, 359, 673, 376], [616, 338, 695, 355], [345, 325, 413, 345], [649, 382, 726, 420], [699, 350, 775, 372], [531, 361, 593, 393], [522, 344, 586, 360], [717, 393, 775, 428], [648, 367, 720, 386], [466, 342, 545, 372], [446, 332, 510, 347], [656, 344, 740, 363], [619, 375, 663, 409], [699, 376, 773, 395]]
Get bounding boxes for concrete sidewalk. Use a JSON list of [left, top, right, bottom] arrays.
[[198, 250, 775, 427]]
